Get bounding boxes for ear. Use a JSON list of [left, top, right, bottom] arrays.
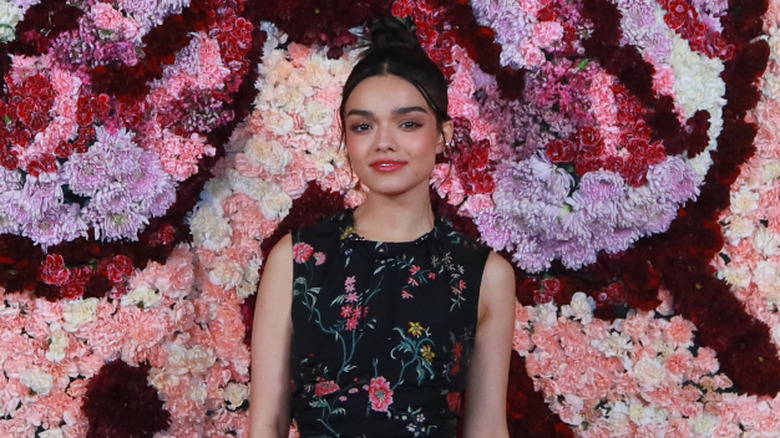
[[437, 120, 454, 154]]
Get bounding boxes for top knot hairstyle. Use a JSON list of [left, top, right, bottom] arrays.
[[339, 16, 450, 130]]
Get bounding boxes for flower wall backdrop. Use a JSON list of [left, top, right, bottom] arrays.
[[0, 0, 778, 437]]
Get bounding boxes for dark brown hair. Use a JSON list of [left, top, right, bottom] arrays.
[[339, 17, 450, 131]]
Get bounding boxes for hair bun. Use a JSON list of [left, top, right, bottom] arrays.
[[367, 16, 421, 52]]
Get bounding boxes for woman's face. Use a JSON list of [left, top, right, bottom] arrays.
[[343, 75, 452, 200]]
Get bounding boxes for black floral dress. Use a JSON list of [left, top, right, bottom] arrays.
[[290, 210, 490, 438]]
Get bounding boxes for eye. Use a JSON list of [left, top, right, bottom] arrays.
[[350, 122, 372, 132], [400, 120, 422, 129]]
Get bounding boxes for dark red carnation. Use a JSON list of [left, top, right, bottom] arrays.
[[83, 360, 170, 438], [54, 141, 73, 159], [577, 126, 603, 151], [40, 254, 69, 286], [0, 149, 19, 170], [545, 139, 578, 163], [26, 154, 58, 177], [106, 255, 134, 283]]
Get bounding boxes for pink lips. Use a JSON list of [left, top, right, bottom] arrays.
[[369, 159, 407, 172]]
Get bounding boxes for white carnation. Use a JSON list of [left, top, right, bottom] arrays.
[[304, 99, 334, 137], [669, 36, 726, 119], [121, 285, 162, 309], [207, 255, 243, 289], [45, 322, 69, 362], [245, 137, 293, 175], [190, 204, 232, 251], [62, 297, 99, 332], [188, 383, 208, 403], [723, 216, 755, 245], [312, 147, 346, 176], [627, 399, 667, 426], [730, 185, 759, 215], [20, 369, 54, 395], [236, 258, 261, 299], [761, 160, 780, 184], [223, 382, 249, 410], [693, 413, 718, 436], [717, 264, 752, 288], [259, 184, 293, 220], [754, 226, 780, 256], [38, 429, 64, 438], [561, 292, 595, 324], [0, 1, 21, 43]]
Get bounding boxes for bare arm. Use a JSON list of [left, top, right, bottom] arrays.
[[249, 234, 294, 438], [463, 251, 516, 438]]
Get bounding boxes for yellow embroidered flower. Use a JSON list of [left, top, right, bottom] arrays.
[[340, 226, 355, 240], [420, 344, 435, 362], [408, 321, 423, 337]]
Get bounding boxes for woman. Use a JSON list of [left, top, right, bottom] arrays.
[[250, 17, 515, 438]]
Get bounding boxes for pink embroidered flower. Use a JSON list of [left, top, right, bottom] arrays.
[[313, 252, 326, 265], [314, 380, 340, 397], [368, 376, 394, 412], [344, 276, 356, 292], [292, 242, 314, 263]]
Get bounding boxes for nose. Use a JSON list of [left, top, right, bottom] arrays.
[[374, 125, 397, 152]]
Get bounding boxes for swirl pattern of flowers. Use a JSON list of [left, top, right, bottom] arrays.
[[1, 0, 779, 437]]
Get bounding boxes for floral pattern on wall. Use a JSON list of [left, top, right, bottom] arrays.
[[0, 0, 779, 437]]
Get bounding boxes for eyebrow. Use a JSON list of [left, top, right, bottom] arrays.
[[345, 106, 430, 117]]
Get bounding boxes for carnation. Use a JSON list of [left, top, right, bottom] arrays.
[[0, 0, 22, 42], [223, 382, 249, 411], [189, 204, 232, 251], [45, 322, 69, 362], [37, 429, 64, 438], [122, 285, 162, 309], [20, 369, 54, 395], [62, 298, 100, 332]]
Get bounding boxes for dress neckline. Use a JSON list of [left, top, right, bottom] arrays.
[[341, 209, 441, 246]]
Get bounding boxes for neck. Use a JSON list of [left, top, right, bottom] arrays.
[[353, 190, 435, 242]]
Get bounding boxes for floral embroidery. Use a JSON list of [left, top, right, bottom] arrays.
[[420, 344, 435, 362], [290, 212, 487, 436], [314, 380, 340, 397], [292, 242, 314, 263], [368, 376, 394, 412], [408, 322, 424, 337]]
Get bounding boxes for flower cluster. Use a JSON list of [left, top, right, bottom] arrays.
[[470, 0, 729, 272], [0, 0, 254, 298], [514, 294, 780, 436], [0, 245, 250, 436], [1, 1, 779, 437], [255, 0, 393, 58], [189, 23, 358, 305], [657, 0, 734, 60], [712, 1, 780, 375]]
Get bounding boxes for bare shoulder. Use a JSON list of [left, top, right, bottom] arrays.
[[266, 234, 293, 269], [478, 251, 516, 319], [256, 234, 293, 302]]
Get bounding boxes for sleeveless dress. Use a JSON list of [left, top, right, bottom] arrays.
[[290, 210, 490, 438]]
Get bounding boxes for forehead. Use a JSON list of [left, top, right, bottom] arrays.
[[344, 75, 431, 114]]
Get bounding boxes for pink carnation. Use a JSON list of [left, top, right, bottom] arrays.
[[532, 21, 564, 47]]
